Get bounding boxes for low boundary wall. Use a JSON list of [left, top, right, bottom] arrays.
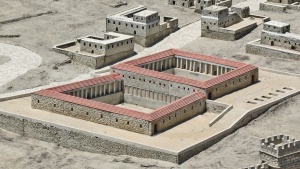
[[246, 39, 300, 60], [0, 110, 179, 163]]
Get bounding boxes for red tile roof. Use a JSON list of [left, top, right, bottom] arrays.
[[203, 64, 258, 88], [48, 73, 122, 93], [124, 49, 247, 68], [113, 63, 205, 88], [35, 89, 152, 121], [33, 49, 258, 123], [149, 92, 205, 121], [112, 63, 258, 89], [35, 89, 205, 122]]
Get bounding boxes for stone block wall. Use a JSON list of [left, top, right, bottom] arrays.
[[149, 96, 206, 134], [0, 111, 179, 163], [168, 0, 194, 7], [261, 32, 300, 52], [106, 18, 160, 38], [259, 3, 287, 12], [205, 68, 259, 99], [31, 94, 152, 135]]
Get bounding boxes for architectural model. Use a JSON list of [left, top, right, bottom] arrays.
[[106, 5, 179, 47], [260, 0, 300, 12], [246, 21, 300, 60], [167, 0, 232, 13], [201, 5, 268, 41], [31, 49, 258, 135], [242, 135, 300, 169], [53, 32, 135, 69], [0, 1, 300, 168]]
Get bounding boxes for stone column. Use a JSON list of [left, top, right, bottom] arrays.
[[199, 62, 202, 73], [189, 60, 192, 71], [119, 81, 122, 91], [180, 58, 183, 69], [186, 59, 188, 70], [152, 63, 155, 70], [113, 82, 116, 93], [85, 89, 88, 98], [90, 88, 93, 98], [104, 85, 106, 95], [220, 67, 223, 75], [193, 61, 196, 72], [108, 83, 111, 94], [95, 86, 98, 97], [99, 85, 102, 96], [217, 66, 219, 76], [211, 64, 213, 75], [204, 64, 207, 74]]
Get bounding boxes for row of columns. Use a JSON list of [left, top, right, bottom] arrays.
[[176, 57, 233, 76], [124, 85, 180, 103], [68, 81, 122, 99], [141, 57, 175, 72]]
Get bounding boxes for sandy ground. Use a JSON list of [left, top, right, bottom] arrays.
[[0, 0, 300, 168]]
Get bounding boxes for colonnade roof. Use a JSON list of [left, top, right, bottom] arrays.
[[47, 73, 122, 93], [34, 89, 205, 122], [124, 49, 247, 68], [113, 49, 257, 89]]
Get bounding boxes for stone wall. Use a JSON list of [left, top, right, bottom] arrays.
[[259, 3, 287, 12], [0, 111, 178, 163], [79, 37, 134, 57], [91, 92, 124, 105], [246, 39, 300, 60], [261, 31, 300, 52], [124, 94, 168, 109], [150, 97, 206, 134], [31, 94, 152, 135], [206, 68, 258, 99], [106, 18, 160, 38], [168, 0, 194, 7], [206, 100, 229, 113]]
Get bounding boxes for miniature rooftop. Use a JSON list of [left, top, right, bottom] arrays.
[[107, 5, 148, 20], [80, 32, 133, 45], [112, 49, 256, 89], [203, 5, 228, 12], [135, 10, 158, 17], [264, 20, 290, 28]]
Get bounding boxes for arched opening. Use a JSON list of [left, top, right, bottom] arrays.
[[207, 26, 209, 30], [291, 46, 295, 50], [134, 30, 136, 35], [271, 41, 274, 46], [252, 75, 255, 83], [182, 3, 185, 6], [91, 50, 94, 54], [201, 6, 203, 10], [208, 92, 212, 100], [116, 27, 118, 32], [172, 0, 175, 5]]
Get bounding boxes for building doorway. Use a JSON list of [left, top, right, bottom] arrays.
[[154, 124, 158, 133], [91, 50, 94, 54], [172, 0, 175, 5], [208, 92, 212, 99], [116, 27, 118, 32], [271, 41, 274, 46], [207, 26, 209, 30], [252, 75, 255, 83], [291, 46, 295, 50]]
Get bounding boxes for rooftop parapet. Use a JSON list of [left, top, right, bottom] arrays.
[[202, 5, 229, 18], [260, 134, 300, 157], [263, 21, 290, 34]]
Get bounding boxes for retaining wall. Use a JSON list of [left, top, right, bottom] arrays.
[[246, 39, 300, 60]]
